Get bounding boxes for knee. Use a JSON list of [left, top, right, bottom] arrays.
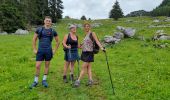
[[36, 65, 41, 70], [45, 65, 49, 68]]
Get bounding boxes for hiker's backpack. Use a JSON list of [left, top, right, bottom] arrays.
[[89, 32, 100, 54], [37, 27, 54, 42]]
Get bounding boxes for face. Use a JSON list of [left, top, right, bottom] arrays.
[[44, 18, 52, 27], [70, 27, 77, 33], [84, 24, 91, 32]]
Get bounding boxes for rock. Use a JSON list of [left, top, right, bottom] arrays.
[[153, 30, 170, 40], [91, 23, 102, 28], [123, 28, 136, 37], [113, 38, 121, 44], [164, 17, 170, 22], [0, 31, 8, 35], [15, 29, 29, 35], [116, 26, 125, 31], [104, 35, 114, 43], [153, 20, 160, 23], [104, 35, 121, 43], [114, 32, 124, 39], [159, 35, 170, 40]]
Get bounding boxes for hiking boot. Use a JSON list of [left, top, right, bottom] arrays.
[[30, 82, 38, 89], [42, 80, 48, 88], [70, 74, 74, 81], [74, 80, 80, 87], [63, 75, 68, 83], [86, 80, 93, 86]]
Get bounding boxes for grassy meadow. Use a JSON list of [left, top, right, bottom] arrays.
[[0, 17, 170, 100]]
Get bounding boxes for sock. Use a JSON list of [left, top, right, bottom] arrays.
[[43, 74, 47, 81], [34, 76, 39, 83], [63, 75, 66, 79]]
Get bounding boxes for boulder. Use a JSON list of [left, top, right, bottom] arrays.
[[159, 35, 170, 40], [153, 30, 170, 40], [123, 28, 136, 37], [104, 35, 114, 43], [104, 35, 121, 43], [116, 26, 125, 31], [0, 31, 8, 35], [114, 32, 124, 39], [15, 29, 29, 35]]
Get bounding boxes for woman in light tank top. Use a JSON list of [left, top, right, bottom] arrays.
[[74, 23, 105, 87]]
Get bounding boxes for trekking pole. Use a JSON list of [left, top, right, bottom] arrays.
[[104, 50, 115, 95], [77, 50, 80, 78]]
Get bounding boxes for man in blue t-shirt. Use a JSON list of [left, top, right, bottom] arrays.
[[30, 16, 60, 88]]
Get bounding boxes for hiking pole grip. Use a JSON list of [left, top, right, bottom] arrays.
[[104, 51, 115, 95]]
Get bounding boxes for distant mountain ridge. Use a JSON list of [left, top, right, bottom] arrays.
[[126, 0, 170, 17]]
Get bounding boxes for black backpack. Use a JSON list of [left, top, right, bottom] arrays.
[[37, 27, 54, 42], [89, 33, 100, 54]]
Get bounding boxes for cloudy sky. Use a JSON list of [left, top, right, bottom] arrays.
[[62, 0, 163, 19]]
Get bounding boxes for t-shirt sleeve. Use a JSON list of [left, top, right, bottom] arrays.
[[53, 30, 58, 37], [35, 27, 40, 34]]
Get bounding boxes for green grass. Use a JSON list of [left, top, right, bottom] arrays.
[[0, 17, 170, 100]]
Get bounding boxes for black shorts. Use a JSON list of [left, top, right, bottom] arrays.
[[36, 49, 53, 61], [81, 51, 94, 62]]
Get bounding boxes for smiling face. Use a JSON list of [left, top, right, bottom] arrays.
[[84, 24, 91, 32], [44, 17, 52, 27], [70, 27, 77, 33]]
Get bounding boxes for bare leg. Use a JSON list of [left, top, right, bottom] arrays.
[[70, 61, 75, 74], [77, 62, 89, 81], [35, 61, 43, 76], [87, 63, 93, 81], [44, 61, 50, 75], [63, 61, 70, 76]]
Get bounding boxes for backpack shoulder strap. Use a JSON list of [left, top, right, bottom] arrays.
[[38, 27, 44, 39], [89, 32, 94, 41], [76, 35, 78, 41], [67, 33, 71, 43], [50, 28, 54, 41]]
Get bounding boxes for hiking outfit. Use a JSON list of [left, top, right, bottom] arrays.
[[64, 33, 79, 61], [63, 33, 79, 83], [30, 26, 58, 89], [81, 33, 94, 62], [36, 27, 58, 61]]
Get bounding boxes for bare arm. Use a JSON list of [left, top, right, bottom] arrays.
[[92, 32, 104, 50], [32, 33, 38, 54], [53, 36, 60, 54]]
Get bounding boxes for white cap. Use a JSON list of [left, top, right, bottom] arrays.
[[69, 25, 77, 30]]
